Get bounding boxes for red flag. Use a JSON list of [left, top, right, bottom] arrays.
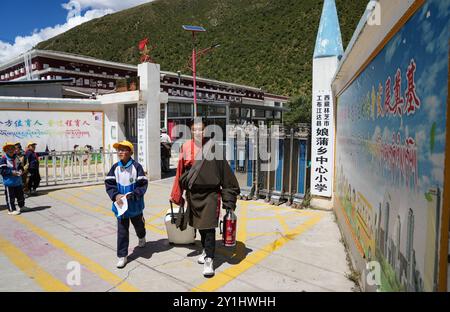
[[138, 38, 149, 51]]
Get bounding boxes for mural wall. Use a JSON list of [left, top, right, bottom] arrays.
[[0, 111, 104, 152], [334, 0, 449, 291]]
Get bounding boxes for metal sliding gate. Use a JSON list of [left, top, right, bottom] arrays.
[[227, 124, 310, 206]]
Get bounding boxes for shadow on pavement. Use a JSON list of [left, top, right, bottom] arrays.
[[127, 238, 199, 263], [22, 206, 52, 213], [213, 241, 253, 270], [0, 205, 51, 213], [127, 238, 252, 272]]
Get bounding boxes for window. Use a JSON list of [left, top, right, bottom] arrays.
[[14, 70, 19, 75], [168, 103, 178, 117], [209, 105, 226, 116], [43, 64, 49, 69], [230, 108, 239, 121], [240, 108, 251, 118], [75, 68, 80, 72], [60, 66, 66, 70], [109, 82, 115, 88], [10, 72, 14, 77], [56, 76, 62, 80], [32, 64, 37, 70], [168, 103, 192, 118], [102, 72, 107, 75], [198, 104, 208, 117], [89, 70, 94, 74], [114, 74, 119, 78], [76, 78, 83, 86], [20, 68, 25, 74], [84, 79, 90, 85], [254, 109, 265, 118], [0, 75, 4, 80], [180, 103, 191, 117]]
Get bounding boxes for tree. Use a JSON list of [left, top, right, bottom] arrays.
[[284, 94, 311, 127]]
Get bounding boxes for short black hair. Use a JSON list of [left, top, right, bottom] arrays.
[[187, 117, 206, 128]]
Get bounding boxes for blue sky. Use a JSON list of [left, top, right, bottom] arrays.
[[0, 1, 68, 43], [0, 0, 152, 63]]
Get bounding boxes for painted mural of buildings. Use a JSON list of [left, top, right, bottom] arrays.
[[332, 0, 449, 291]]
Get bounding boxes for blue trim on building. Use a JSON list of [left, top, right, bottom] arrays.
[[298, 140, 307, 195]]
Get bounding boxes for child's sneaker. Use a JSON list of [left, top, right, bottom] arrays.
[[138, 237, 146, 248], [203, 257, 215, 277], [116, 257, 127, 269], [197, 250, 207, 264]]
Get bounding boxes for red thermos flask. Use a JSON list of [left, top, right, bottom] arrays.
[[220, 209, 237, 247]]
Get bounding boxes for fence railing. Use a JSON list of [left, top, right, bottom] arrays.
[[0, 150, 117, 190]]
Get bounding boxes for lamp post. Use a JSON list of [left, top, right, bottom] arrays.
[[182, 25, 206, 118]]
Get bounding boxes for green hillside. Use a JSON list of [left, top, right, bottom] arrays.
[[37, 0, 367, 98]]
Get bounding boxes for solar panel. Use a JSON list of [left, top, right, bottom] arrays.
[[182, 25, 206, 32]]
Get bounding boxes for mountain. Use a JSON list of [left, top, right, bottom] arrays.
[[37, 0, 367, 98]]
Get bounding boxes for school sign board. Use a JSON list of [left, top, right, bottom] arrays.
[[0, 110, 104, 152], [334, 0, 449, 291], [311, 90, 334, 197]]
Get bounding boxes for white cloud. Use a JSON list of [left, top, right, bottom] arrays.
[[419, 175, 430, 190], [67, 0, 152, 11], [424, 95, 440, 122], [414, 129, 427, 161], [432, 168, 444, 185], [429, 153, 445, 185], [385, 33, 401, 64], [417, 57, 447, 98], [0, 0, 153, 63]]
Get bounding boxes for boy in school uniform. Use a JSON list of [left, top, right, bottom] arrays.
[[104, 141, 148, 268], [0, 142, 26, 215]]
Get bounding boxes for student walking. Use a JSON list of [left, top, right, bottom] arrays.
[[1, 142, 26, 215], [14, 142, 29, 195], [170, 118, 240, 277], [24, 142, 48, 196], [105, 140, 149, 269]]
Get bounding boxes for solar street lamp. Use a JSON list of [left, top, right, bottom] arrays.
[[182, 25, 206, 117]]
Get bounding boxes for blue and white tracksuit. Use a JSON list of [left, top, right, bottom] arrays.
[[0, 155, 25, 212], [105, 158, 148, 257]]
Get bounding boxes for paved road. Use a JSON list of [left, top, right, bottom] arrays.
[[0, 178, 356, 292]]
